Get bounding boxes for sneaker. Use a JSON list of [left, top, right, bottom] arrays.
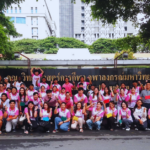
[[146, 128, 150, 131], [122, 128, 125, 130], [96, 128, 100, 131], [126, 128, 130, 131], [135, 128, 138, 131], [46, 130, 50, 133], [53, 130, 58, 133], [12, 129, 16, 132]]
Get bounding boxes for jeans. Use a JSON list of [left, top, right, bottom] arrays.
[[134, 119, 147, 130], [86, 119, 102, 130], [54, 117, 70, 131], [122, 119, 132, 128]]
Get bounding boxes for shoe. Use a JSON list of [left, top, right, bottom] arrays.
[[53, 130, 58, 133], [122, 128, 125, 130], [126, 128, 130, 131], [135, 128, 138, 131], [46, 130, 50, 133], [146, 128, 150, 131], [96, 128, 100, 131], [12, 129, 16, 132], [22, 126, 25, 130]]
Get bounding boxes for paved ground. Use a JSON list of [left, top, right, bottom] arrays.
[[0, 127, 150, 150]]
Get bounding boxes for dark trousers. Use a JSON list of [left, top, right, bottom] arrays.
[[129, 108, 135, 121], [143, 103, 150, 110], [38, 121, 51, 132], [50, 106, 57, 123], [134, 119, 147, 130], [148, 119, 150, 128], [24, 119, 37, 131], [102, 117, 116, 130]]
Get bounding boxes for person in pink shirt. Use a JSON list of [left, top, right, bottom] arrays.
[[99, 86, 114, 108], [53, 102, 71, 133], [24, 101, 38, 134], [30, 67, 44, 90], [36, 77, 50, 90], [77, 76, 92, 90], [62, 77, 75, 97], [119, 101, 133, 131], [8, 87, 19, 108], [39, 86, 46, 104], [0, 83, 7, 98], [89, 87, 100, 108], [0, 110, 3, 134], [50, 78, 62, 92], [126, 86, 140, 119], [58, 87, 66, 104], [71, 102, 86, 132], [103, 101, 117, 131], [52, 86, 59, 100], [99, 82, 106, 95], [26, 84, 37, 98], [148, 109, 150, 129], [120, 83, 128, 95], [4, 100, 19, 133], [29, 92, 43, 108], [86, 102, 104, 130], [74, 88, 88, 105]]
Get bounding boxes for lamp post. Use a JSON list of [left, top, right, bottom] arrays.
[[14, 52, 31, 69], [114, 52, 128, 68]]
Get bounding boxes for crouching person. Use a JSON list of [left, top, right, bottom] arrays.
[[24, 101, 38, 134], [0, 110, 3, 134], [4, 100, 19, 133], [71, 102, 85, 133], [53, 102, 70, 133], [86, 102, 104, 130], [39, 103, 52, 133]]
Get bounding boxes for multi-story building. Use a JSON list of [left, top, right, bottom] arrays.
[[73, 0, 138, 45], [59, 0, 74, 37], [4, 0, 57, 41]]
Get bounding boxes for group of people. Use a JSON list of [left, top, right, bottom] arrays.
[[0, 68, 150, 134]]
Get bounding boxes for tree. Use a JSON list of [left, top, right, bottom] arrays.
[[81, 0, 150, 39], [89, 38, 118, 53], [114, 49, 136, 60]]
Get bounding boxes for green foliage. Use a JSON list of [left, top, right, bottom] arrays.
[[89, 38, 118, 53], [114, 49, 136, 60]]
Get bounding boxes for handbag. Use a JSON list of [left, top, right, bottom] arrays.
[[20, 102, 25, 106], [19, 115, 26, 122], [61, 116, 67, 121], [106, 113, 112, 118], [43, 117, 49, 121], [39, 121, 49, 127], [73, 116, 79, 121]]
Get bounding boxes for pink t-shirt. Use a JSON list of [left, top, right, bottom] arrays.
[[77, 82, 89, 90], [32, 73, 42, 87], [72, 109, 83, 117], [57, 108, 71, 119], [74, 94, 88, 104], [29, 97, 41, 106], [0, 90, 7, 98], [0, 110, 3, 117], [117, 94, 127, 107], [119, 108, 133, 121], [89, 107, 104, 118], [102, 94, 112, 104], [128, 87, 142, 94], [62, 83, 73, 96], [27, 89, 37, 98], [105, 107, 117, 116], [58, 93, 66, 102], [6, 107, 19, 117], [38, 82, 50, 90], [65, 98, 73, 109], [24, 107, 35, 120], [148, 109, 150, 115], [89, 94, 99, 107], [126, 93, 140, 108], [52, 84, 61, 91]]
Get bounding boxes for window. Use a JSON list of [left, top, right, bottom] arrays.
[[6, 9, 9, 13], [97, 34, 99, 38], [10, 17, 15, 23], [15, 7, 17, 13], [37, 18, 38, 25], [94, 34, 96, 38], [81, 7, 84, 12], [109, 33, 111, 38], [81, 13, 85, 19], [124, 26, 127, 31], [31, 7, 33, 13], [35, 7, 37, 13], [19, 7, 21, 13], [112, 33, 114, 38], [11, 7, 13, 13], [31, 18, 33, 25], [81, 20, 84, 26], [81, 27, 84, 32], [37, 28, 38, 35], [32, 28, 33, 35], [83, 34, 85, 38], [16, 17, 26, 24]]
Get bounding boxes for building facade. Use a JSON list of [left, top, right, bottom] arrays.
[[59, 0, 74, 37], [73, 0, 138, 45], [4, 0, 57, 41]]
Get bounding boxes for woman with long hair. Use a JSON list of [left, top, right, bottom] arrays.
[[71, 102, 85, 132], [133, 99, 147, 130], [24, 101, 38, 134], [39, 102, 52, 132]]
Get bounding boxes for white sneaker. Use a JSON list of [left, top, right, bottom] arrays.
[[146, 128, 150, 131], [126, 128, 130, 131], [135, 128, 138, 131]]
